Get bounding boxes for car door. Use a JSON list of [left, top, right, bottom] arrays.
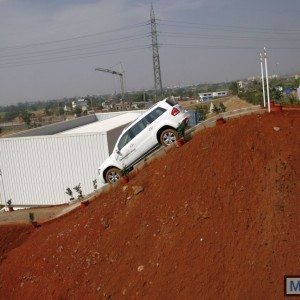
[[115, 107, 167, 169], [117, 118, 149, 168], [143, 106, 167, 145], [115, 129, 135, 168]]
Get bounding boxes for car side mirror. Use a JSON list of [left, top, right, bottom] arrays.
[[115, 149, 121, 155]]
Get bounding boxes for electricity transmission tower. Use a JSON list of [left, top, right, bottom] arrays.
[[150, 4, 163, 100]]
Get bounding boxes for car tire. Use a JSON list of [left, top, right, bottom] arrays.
[[105, 167, 122, 184], [159, 128, 178, 146]]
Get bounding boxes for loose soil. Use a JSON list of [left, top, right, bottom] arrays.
[[0, 110, 299, 299], [179, 95, 254, 111]]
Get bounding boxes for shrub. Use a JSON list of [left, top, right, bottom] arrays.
[[93, 179, 97, 191], [219, 102, 226, 112], [195, 105, 208, 122], [65, 187, 74, 200], [73, 184, 83, 199], [29, 212, 35, 222], [212, 104, 221, 114]]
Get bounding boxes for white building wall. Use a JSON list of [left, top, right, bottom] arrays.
[[0, 133, 109, 206]]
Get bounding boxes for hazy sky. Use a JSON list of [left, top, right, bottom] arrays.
[[0, 0, 299, 105]]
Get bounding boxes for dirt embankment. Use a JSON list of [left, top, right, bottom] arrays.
[[0, 111, 299, 299]]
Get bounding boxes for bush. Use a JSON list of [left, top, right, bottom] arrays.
[[219, 102, 226, 112], [73, 184, 83, 199], [212, 104, 221, 114], [29, 212, 35, 222], [195, 105, 208, 121], [65, 187, 74, 200]]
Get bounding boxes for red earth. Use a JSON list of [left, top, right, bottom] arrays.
[[0, 110, 299, 299]]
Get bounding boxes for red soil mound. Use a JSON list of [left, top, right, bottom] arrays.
[[0, 224, 33, 263], [0, 111, 299, 299]]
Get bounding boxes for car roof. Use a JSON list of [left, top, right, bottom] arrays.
[[121, 98, 169, 131]]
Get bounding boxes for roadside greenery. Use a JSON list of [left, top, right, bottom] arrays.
[[195, 105, 209, 122], [234, 77, 300, 105]]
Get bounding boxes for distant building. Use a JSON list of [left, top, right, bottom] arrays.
[[115, 101, 131, 111], [247, 76, 258, 81], [198, 92, 213, 101], [72, 98, 88, 112], [131, 101, 154, 110], [212, 91, 228, 98], [102, 100, 115, 110], [64, 105, 71, 112], [237, 80, 246, 90], [297, 86, 300, 99], [199, 90, 228, 102]]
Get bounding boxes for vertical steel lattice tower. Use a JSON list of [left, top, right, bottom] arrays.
[[150, 4, 163, 100]]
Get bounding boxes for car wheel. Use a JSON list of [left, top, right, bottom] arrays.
[[159, 128, 178, 146], [105, 167, 122, 184]]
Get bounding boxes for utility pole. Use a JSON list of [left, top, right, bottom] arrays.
[[150, 4, 163, 101], [260, 53, 266, 108], [264, 47, 271, 112]]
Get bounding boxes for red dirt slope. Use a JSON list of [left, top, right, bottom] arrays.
[[0, 111, 299, 299]]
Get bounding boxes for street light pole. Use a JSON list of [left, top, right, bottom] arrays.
[[264, 47, 271, 112], [260, 53, 266, 108]]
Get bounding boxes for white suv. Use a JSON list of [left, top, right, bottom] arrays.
[[98, 97, 190, 184]]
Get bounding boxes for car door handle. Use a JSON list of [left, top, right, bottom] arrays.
[[149, 126, 153, 131], [130, 144, 134, 147]]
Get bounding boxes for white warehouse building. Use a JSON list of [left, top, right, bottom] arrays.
[[0, 111, 144, 207]]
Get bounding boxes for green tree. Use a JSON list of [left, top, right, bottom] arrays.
[[229, 81, 238, 95], [219, 102, 226, 112], [212, 104, 221, 114], [19, 110, 32, 127], [195, 105, 208, 121], [44, 107, 52, 116], [3, 111, 19, 122], [274, 89, 283, 102], [288, 94, 297, 104], [74, 106, 82, 117]]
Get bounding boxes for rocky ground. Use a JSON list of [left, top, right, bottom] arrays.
[[0, 110, 299, 299]]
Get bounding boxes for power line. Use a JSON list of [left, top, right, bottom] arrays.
[[160, 31, 300, 42], [0, 34, 149, 62], [0, 45, 150, 69], [1, 18, 299, 70], [159, 19, 300, 34], [0, 22, 148, 52], [161, 43, 300, 50]]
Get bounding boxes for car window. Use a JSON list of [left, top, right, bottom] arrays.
[[145, 107, 166, 124], [117, 130, 133, 150], [166, 97, 177, 106], [131, 119, 147, 137]]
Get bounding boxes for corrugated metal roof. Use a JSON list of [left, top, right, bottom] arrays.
[[58, 112, 141, 135]]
